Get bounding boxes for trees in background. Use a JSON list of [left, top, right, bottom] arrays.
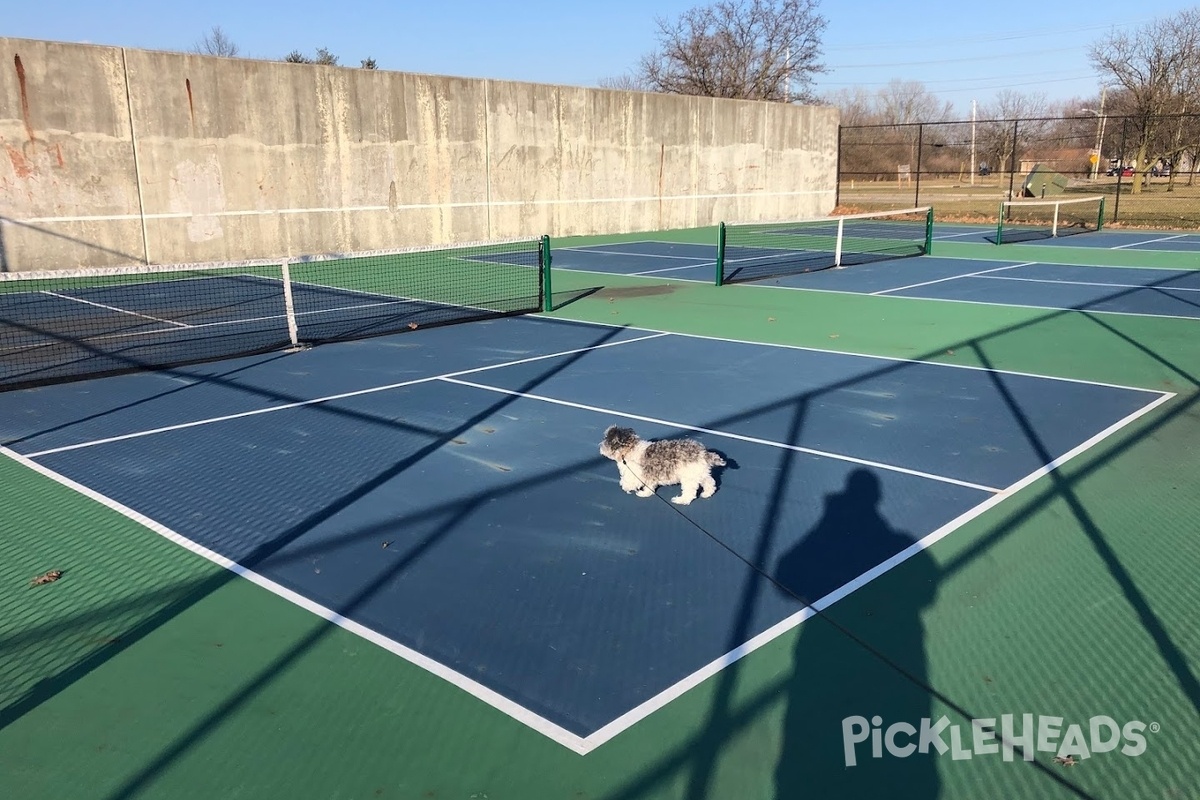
[[1088, 7, 1200, 190], [620, 0, 827, 102], [281, 48, 377, 68], [191, 26, 239, 58], [284, 47, 340, 66], [189, 27, 376, 70]]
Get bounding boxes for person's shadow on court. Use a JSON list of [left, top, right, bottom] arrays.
[[772, 469, 942, 800]]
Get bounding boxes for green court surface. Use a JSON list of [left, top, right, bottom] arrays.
[[2, 224, 1199, 800]]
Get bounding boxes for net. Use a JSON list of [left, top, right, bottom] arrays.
[[715, 207, 934, 285], [0, 237, 547, 391], [994, 195, 1105, 244]]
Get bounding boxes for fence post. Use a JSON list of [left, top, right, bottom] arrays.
[[835, 125, 843, 209], [913, 124, 924, 207], [1113, 118, 1127, 222], [1006, 119, 1019, 202]]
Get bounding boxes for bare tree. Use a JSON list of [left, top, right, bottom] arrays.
[[598, 74, 650, 92], [875, 79, 953, 125], [981, 88, 1050, 121], [820, 81, 950, 180], [193, 25, 239, 58], [819, 86, 876, 126], [819, 82, 949, 127], [633, 0, 827, 102], [1088, 9, 1200, 192]]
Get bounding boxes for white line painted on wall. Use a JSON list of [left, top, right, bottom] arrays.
[[4, 189, 836, 226]]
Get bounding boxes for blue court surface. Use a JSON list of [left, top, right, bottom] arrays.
[[914, 223, 1200, 251], [0, 314, 1172, 751], [550, 238, 1200, 319]]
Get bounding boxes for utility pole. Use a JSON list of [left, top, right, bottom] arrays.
[[784, 45, 791, 103], [1089, 86, 1107, 180], [971, 100, 977, 186]]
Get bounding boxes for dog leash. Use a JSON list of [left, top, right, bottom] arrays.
[[619, 456, 647, 493]]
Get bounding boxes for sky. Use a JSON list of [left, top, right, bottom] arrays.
[[3, 0, 1193, 119]]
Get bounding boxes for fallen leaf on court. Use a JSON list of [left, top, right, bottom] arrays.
[[767, 317, 776, 322], [947, 349, 955, 355], [1053, 755, 1078, 767], [30, 570, 63, 587], [408, 323, 419, 330], [829, 334, 840, 339], [382, 541, 393, 549]]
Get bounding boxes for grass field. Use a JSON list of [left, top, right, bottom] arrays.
[[838, 174, 1200, 228]]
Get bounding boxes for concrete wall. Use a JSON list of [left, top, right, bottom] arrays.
[[0, 37, 839, 271]]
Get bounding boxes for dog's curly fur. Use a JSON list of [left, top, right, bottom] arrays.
[[599, 425, 726, 505]]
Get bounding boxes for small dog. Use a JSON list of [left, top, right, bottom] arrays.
[[599, 425, 726, 505]]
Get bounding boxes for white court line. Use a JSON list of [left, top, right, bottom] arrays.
[[919, 239, 1200, 270], [0, 443, 595, 755], [870, 263, 1033, 295], [3, 189, 835, 225], [40, 290, 194, 328], [441, 377, 1001, 493], [541, 317, 1178, 395], [6, 273, 525, 354], [563, 247, 709, 262], [549, 262, 1200, 321], [629, 261, 716, 276], [630, 246, 815, 278], [933, 229, 992, 240], [555, 244, 716, 277], [1112, 234, 1189, 250], [576, 388, 1176, 752], [1, 375, 1175, 756], [977, 274, 1200, 293], [598, 265, 1200, 322], [20, 333, 670, 458]]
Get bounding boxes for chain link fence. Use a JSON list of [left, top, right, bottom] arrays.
[[836, 114, 1200, 230]]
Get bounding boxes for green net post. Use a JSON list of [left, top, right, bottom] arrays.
[[995, 203, 1005, 245], [540, 235, 553, 312], [1097, 197, 1106, 232], [924, 207, 934, 255], [715, 222, 726, 286]]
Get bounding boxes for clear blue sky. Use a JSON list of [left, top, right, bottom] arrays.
[[4, 0, 1190, 118]]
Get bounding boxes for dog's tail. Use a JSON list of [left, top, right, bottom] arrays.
[[706, 451, 726, 467]]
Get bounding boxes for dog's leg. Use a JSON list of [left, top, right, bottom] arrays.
[[634, 482, 657, 497], [700, 474, 717, 498], [672, 480, 700, 505], [617, 462, 642, 493]]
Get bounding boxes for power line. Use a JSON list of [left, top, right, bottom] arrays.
[[817, 73, 1099, 89], [828, 45, 1090, 70], [821, 17, 1154, 52]]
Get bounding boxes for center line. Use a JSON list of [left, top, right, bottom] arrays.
[[41, 290, 194, 328], [440, 377, 1002, 494], [871, 263, 1034, 295]]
